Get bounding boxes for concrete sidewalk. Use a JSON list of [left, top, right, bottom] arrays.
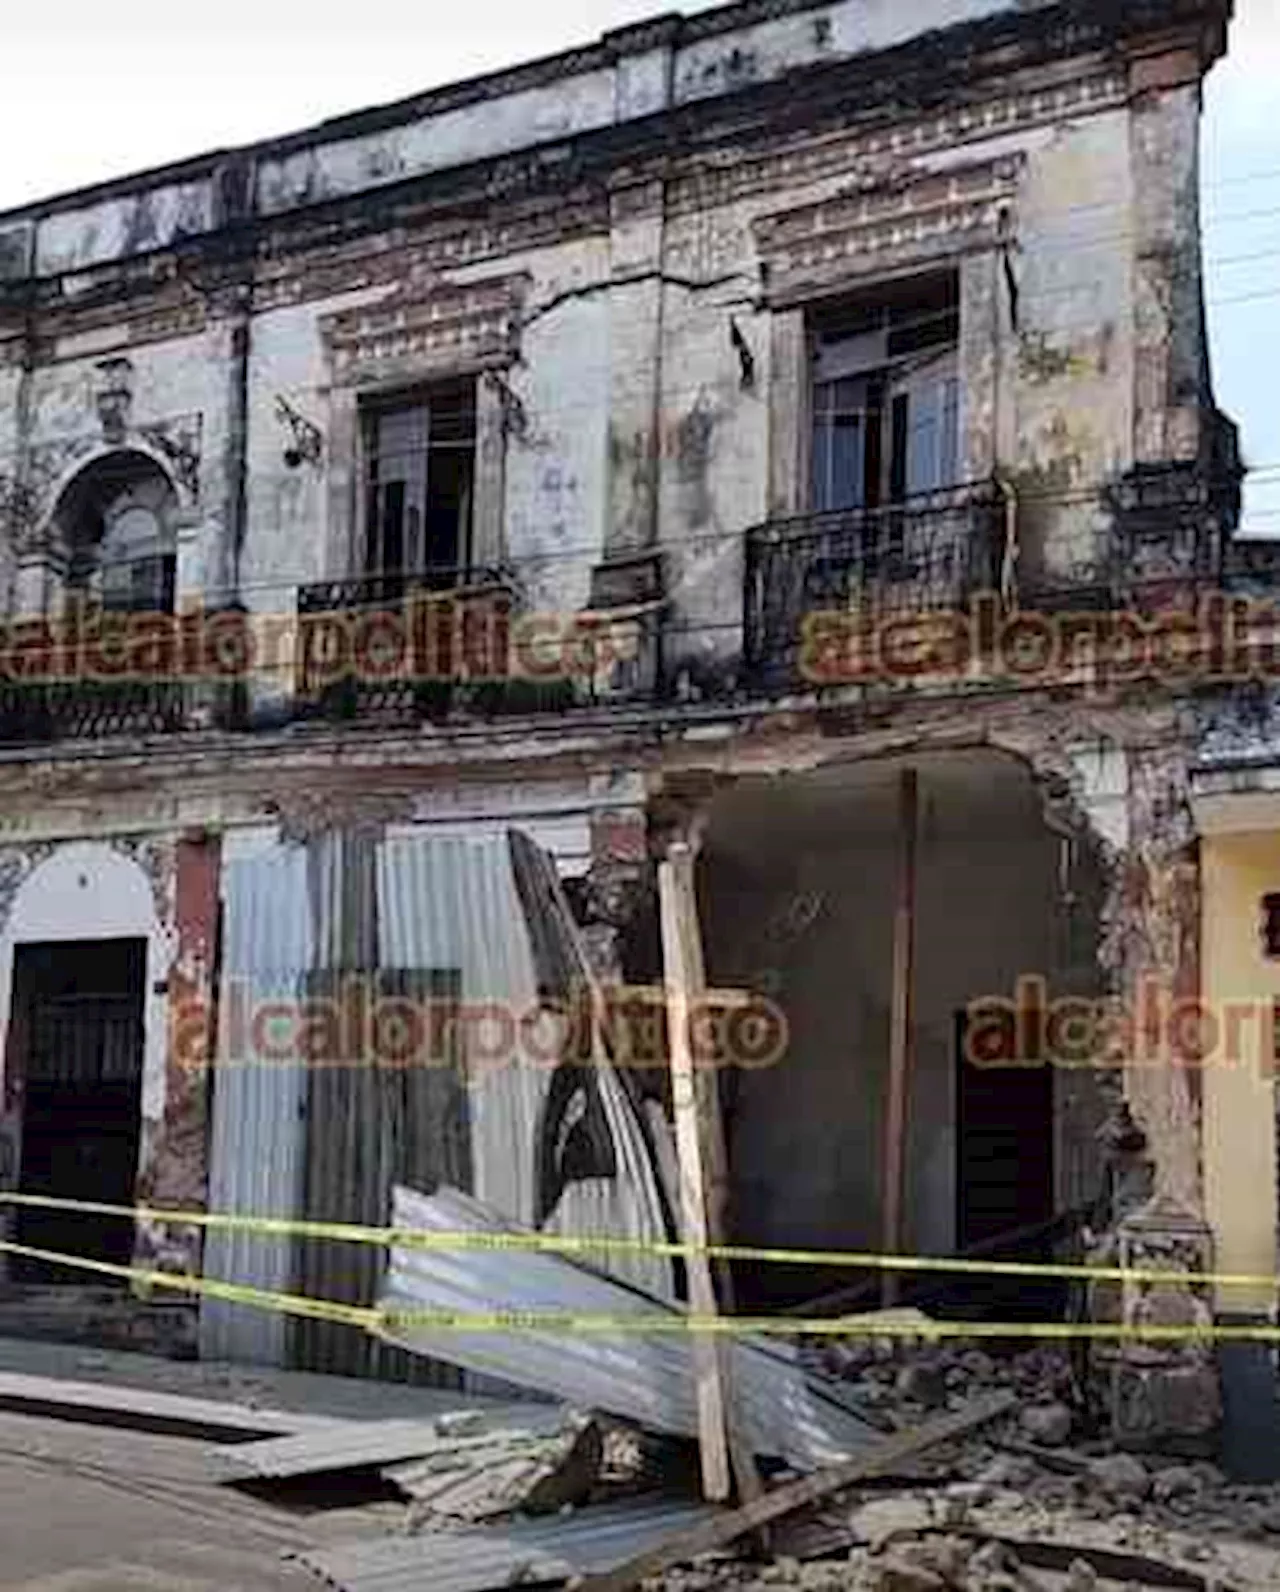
[[0, 1334, 505, 1425]]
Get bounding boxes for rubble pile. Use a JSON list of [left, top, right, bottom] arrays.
[[648, 1534, 1134, 1591], [813, 1331, 1280, 1544], [625, 1336, 1280, 1591]]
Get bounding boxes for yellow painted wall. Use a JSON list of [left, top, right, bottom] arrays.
[[1202, 834, 1280, 1313]]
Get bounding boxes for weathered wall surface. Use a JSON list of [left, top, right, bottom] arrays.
[[0, 0, 1234, 1314]]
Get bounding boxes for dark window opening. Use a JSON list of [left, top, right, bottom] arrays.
[[808, 273, 961, 517], [362, 381, 476, 588], [7, 939, 146, 1283]]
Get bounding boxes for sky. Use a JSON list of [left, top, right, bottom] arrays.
[[1, 0, 1276, 530]]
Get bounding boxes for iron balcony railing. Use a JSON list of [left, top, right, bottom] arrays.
[[743, 481, 1006, 690], [294, 565, 577, 723], [0, 678, 190, 744]]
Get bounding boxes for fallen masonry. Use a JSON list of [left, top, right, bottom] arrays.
[[264, 1186, 1280, 1592]]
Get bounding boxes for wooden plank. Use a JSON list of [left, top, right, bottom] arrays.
[[666, 842, 765, 1509], [658, 843, 732, 1504], [882, 767, 919, 1309], [576, 1392, 1018, 1592]]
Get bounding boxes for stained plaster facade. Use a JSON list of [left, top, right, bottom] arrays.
[[0, 0, 1255, 1395]]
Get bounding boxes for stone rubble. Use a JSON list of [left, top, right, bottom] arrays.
[[640, 1338, 1280, 1591]]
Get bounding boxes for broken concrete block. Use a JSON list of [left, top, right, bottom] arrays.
[[1020, 1403, 1072, 1448], [1086, 1451, 1150, 1504], [894, 1363, 948, 1410]]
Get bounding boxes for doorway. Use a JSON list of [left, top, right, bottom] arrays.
[[952, 1007, 1060, 1319], [8, 939, 146, 1282]]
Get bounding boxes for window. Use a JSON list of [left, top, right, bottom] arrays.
[[809, 274, 960, 514], [99, 503, 176, 613], [362, 380, 476, 585], [59, 455, 179, 615]]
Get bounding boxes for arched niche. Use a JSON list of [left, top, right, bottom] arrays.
[[50, 449, 181, 613]]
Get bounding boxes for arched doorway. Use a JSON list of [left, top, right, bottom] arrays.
[[0, 844, 169, 1283]]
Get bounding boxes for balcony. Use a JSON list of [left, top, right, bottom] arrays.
[[293, 567, 579, 725], [743, 482, 1006, 692], [0, 678, 190, 744]]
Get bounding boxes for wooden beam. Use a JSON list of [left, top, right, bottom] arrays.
[[658, 842, 732, 1503], [576, 1392, 1018, 1592], [882, 768, 919, 1309], [666, 843, 765, 1509]]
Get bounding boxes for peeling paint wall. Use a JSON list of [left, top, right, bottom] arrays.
[[0, 0, 1232, 1286]]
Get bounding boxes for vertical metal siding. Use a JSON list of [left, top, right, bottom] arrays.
[[376, 831, 674, 1300], [200, 844, 312, 1366], [293, 829, 471, 1384]]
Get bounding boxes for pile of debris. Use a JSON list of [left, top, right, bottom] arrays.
[[203, 1187, 1280, 1592], [816, 1329, 1280, 1546]]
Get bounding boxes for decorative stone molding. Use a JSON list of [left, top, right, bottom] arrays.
[[110, 833, 177, 930], [20, 417, 201, 552], [265, 787, 417, 845], [320, 273, 530, 389], [1087, 1194, 1221, 1455], [257, 197, 605, 315], [0, 473, 39, 553], [137, 414, 203, 502], [668, 69, 1125, 220], [94, 357, 135, 445], [753, 155, 1025, 306]]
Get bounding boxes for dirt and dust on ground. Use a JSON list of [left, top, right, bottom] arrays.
[[638, 1335, 1280, 1592]]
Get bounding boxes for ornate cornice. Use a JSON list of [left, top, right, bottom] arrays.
[[753, 154, 1025, 304], [669, 67, 1124, 220], [319, 272, 531, 388], [11, 60, 1126, 340]]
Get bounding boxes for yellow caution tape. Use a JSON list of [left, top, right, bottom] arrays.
[[1, 1189, 1270, 1294], [0, 1237, 376, 1331], [1, 1228, 1275, 1343]]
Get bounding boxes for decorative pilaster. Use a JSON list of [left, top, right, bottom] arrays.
[[134, 831, 220, 1288], [1088, 744, 1219, 1451]]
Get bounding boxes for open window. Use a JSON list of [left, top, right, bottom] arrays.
[[808, 273, 960, 514], [361, 380, 476, 588]]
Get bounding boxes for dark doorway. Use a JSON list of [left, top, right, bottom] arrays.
[[951, 1007, 1061, 1320], [9, 939, 146, 1282]]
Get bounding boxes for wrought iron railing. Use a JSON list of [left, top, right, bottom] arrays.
[[743, 481, 1006, 690], [0, 678, 190, 744], [294, 565, 577, 723]]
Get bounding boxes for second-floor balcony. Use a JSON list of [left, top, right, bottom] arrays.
[[0, 677, 190, 744], [744, 481, 1006, 692], [0, 464, 1245, 750], [292, 567, 581, 725]]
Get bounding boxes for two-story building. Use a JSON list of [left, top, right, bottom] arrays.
[[0, 0, 1262, 1434]]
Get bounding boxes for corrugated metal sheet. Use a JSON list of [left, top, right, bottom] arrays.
[[377, 831, 674, 1301], [292, 829, 471, 1385], [291, 1497, 716, 1592], [376, 1185, 885, 1473], [200, 845, 313, 1367], [209, 1403, 557, 1482], [202, 824, 676, 1376]]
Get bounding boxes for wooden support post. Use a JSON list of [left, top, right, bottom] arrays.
[[666, 841, 765, 1508], [658, 840, 732, 1503], [882, 768, 919, 1309]]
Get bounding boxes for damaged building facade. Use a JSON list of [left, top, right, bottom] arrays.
[[0, 0, 1262, 1438]]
